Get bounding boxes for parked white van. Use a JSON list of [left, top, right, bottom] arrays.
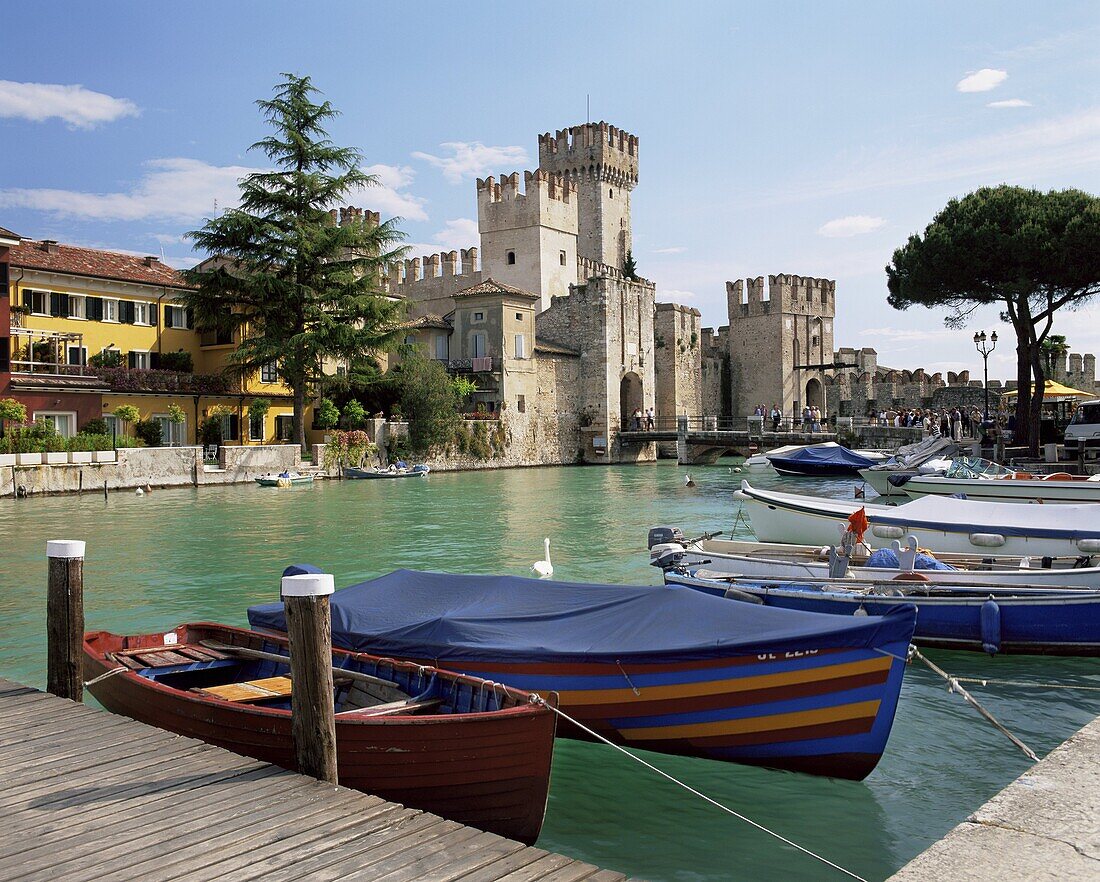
[[1065, 400, 1100, 452]]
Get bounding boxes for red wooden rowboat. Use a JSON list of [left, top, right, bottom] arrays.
[[83, 622, 557, 844]]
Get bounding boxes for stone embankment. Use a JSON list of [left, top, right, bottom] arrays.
[[888, 714, 1100, 881], [0, 444, 301, 497]]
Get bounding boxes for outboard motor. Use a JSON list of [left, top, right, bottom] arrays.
[[649, 543, 688, 570], [648, 526, 684, 550]]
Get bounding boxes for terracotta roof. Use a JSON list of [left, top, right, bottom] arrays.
[[10, 239, 191, 289], [453, 277, 539, 300], [0, 225, 22, 242], [402, 313, 452, 331], [534, 338, 579, 356]]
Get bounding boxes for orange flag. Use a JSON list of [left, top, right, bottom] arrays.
[[847, 507, 870, 543]]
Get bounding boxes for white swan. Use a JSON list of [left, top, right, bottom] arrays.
[[684, 473, 696, 487], [532, 538, 553, 579]]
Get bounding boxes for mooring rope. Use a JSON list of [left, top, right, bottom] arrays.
[[532, 698, 869, 882], [907, 647, 1040, 762], [952, 676, 1100, 692], [83, 666, 128, 687]]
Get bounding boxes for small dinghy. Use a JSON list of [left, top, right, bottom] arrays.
[[84, 621, 557, 844], [343, 463, 430, 479], [255, 470, 314, 487]]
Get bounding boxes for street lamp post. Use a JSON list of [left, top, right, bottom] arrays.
[[974, 330, 998, 425]]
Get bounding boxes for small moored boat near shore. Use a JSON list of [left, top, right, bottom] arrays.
[[249, 567, 917, 780], [254, 470, 314, 487], [84, 621, 557, 844], [343, 464, 430, 479]]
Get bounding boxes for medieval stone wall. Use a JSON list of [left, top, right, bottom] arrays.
[[654, 303, 702, 422]]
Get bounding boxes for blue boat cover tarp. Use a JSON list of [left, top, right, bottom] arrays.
[[865, 548, 957, 571], [770, 445, 878, 469], [248, 569, 917, 664]]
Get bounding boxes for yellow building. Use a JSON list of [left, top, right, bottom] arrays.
[[2, 236, 312, 446]]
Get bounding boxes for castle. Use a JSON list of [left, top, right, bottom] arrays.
[[345, 121, 702, 464]]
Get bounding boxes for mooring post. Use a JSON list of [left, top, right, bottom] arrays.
[[46, 539, 86, 702], [282, 572, 338, 784]]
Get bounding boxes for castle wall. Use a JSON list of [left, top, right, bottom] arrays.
[[700, 326, 731, 419], [386, 247, 483, 320], [654, 303, 702, 422], [536, 276, 656, 463]]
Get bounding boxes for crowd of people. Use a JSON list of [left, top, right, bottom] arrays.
[[867, 406, 990, 440]]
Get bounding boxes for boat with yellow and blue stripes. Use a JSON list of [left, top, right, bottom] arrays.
[[249, 568, 916, 779]]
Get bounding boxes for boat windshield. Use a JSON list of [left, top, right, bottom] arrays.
[[945, 458, 1015, 479], [1070, 403, 1100, 425]]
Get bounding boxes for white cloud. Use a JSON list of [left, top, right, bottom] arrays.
[[653, 246, 686, 254], [412, 142, 529, 183], [402, 218, 481, 257], [0, 158, 258, 221], [660, 288, 696, 300], [987, 98, 1032, 108], [151, 233, 187, 245], [956, 68, 1008, 93], [817, 215, 887, 238], [0, 158, 429, 224], [348, 164, 428, 222], [0, 80, 138, 129], [769, 105, 1100, 205]]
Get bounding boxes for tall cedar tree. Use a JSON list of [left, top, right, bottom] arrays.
[[182, 74, 406, 451], [886, 186, 1100, 454]]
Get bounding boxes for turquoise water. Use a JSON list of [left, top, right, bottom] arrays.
[[2, 461, 1098, 881]]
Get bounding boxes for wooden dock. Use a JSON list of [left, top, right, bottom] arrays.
[[0, 677, 635, 882]]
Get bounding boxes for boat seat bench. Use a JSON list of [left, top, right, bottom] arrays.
[[194, 676, 294, 703], [110, 643, 230, 670]]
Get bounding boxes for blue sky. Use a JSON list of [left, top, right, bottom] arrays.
[[2, 1, 1099, 377]]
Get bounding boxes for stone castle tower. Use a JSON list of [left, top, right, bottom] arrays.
[[725, 274, 836, 419], [537, 123, 638, 269]]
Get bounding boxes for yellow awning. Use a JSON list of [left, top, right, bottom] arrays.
[[1001, 379, 1095, 399]]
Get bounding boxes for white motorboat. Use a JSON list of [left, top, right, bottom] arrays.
[[649, 533, 1100, 588], [857, 438, 961, 498], [743, 444, 803, 471], [902, 465, 1100, 504], [733, 480, 1100, 558]]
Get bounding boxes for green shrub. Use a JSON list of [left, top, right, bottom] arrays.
[[159, 351, 193, 372], [342, 399, 367, 429], [134, 418, 163, 447], [81, 418, 109, 435], [67, 433, 114, 452], [113, 435, 145, 449], [0, 398, 27, 426], [392, 353, 461, 455], [114, 404, 140, 425], [316, 398, 340, 430], [199, 415, 223, 448], [89, 350, 123, 368], [0, 419, 65, 454]]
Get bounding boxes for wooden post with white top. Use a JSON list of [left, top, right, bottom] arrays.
[[282, 572, 338, 784], [46, 539, 86, 702]]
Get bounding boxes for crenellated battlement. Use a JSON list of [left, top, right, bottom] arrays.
[[475, 170, 576, 205], [328, 206, 381, 228], [388, 247, 480, 288], [578, 256, 654, 289], [537, 121, 639, 189], [726, 273, 837, 319]]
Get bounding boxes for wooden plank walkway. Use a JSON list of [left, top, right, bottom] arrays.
[[0, 678, 637, 882]]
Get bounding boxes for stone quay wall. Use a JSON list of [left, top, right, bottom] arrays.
[[0, 444, 300, 498]]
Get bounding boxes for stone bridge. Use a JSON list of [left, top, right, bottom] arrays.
[[618, 416, 838, 464]]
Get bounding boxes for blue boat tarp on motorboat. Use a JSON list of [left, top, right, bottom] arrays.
[[865, 548, 956, 571], [767, 444, 879, 476], [249, 568, 915, 664]]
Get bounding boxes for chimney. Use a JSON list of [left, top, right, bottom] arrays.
[[143, 256, 159, 267], [40, 240, 60, 254]]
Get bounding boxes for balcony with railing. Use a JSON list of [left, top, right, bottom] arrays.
[[443, 356, 499, 374], [9, 327, 90, 376]]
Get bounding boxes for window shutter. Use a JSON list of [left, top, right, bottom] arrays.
[[185, 307, 194, 329], [121, 301, 135, 324], [229, 414, 240, 441], [50, 292, 62, 316], [87, 297, 103, 321], [149, 303, 159, 326], [128, 351, 137, 369], [23, 290, 33, 310], [150, 352, 161, 369], [164, 307, 174, 328]]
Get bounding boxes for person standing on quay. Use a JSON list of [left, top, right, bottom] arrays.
[[645, 407, 654, 430], [771, 404, 782, 432]]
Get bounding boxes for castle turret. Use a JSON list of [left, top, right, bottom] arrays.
[[476, 170, 578, 312], [537, 122, 638, 270]]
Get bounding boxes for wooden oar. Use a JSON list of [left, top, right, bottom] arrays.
[[200, 640, 402, 690]]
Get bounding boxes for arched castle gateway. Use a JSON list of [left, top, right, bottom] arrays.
[[337, 121, 701, 464]]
